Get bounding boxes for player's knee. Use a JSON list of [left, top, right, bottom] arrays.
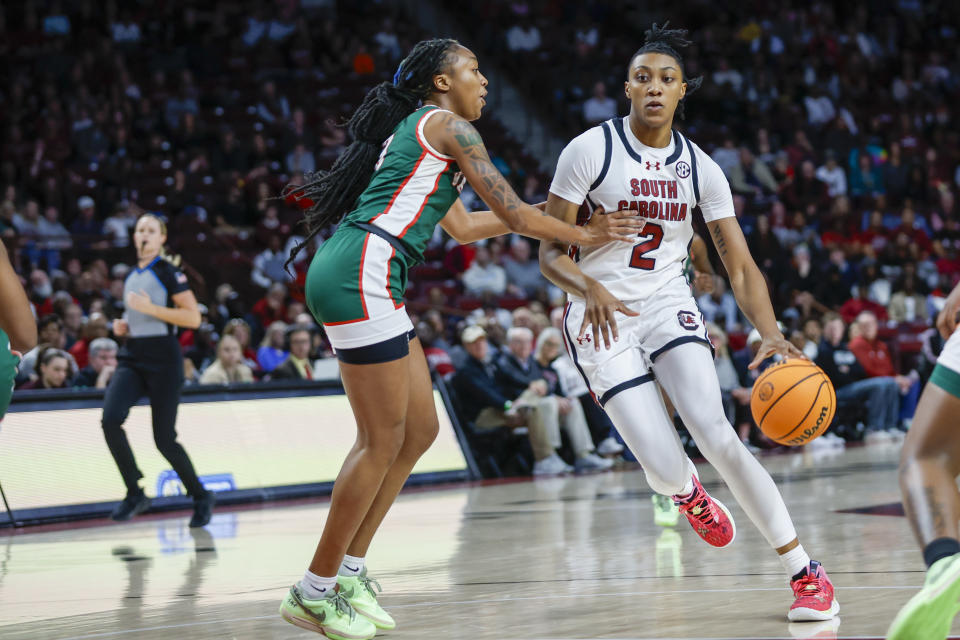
[[361, 420, 407, 465], [692, 416, 741, 462], [403, 418, 440, 458]]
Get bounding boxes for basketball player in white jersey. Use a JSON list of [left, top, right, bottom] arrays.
[[539, 23, 838, 622]]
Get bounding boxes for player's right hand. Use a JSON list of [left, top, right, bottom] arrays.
[[937, 281, 960, 340], [112, 318, 129, 337], [581, 206, 645, 246], [579, 280, 639, 351]]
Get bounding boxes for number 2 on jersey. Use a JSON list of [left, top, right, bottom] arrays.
[[628, 223, 663, 270]]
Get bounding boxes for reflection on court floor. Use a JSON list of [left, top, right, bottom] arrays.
[[0, 442, 954, 639]]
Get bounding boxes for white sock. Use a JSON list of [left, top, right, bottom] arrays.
[[300, 570, 338, 599], [339, 554, 365, 577], [673, 476, 695, 501], [779, 544, 811, 578]]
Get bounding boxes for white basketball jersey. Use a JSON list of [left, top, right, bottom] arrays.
[[550, 117, 735, 302]]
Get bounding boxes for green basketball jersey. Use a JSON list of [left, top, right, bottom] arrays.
[[0, 329, 20, 421], [342, 105, 464, 263]]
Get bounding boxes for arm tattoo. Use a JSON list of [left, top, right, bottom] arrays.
[[711, 224, 728, 258], [443, 115, 521, 215]]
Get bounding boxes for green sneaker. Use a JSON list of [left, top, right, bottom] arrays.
[[338, 569, 396, 630], [652, 493, 681, 527], [887, 553, 960, 640], [279, 584, 377, 640]]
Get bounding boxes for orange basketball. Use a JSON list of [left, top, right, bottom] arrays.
[[750, 359, 836, 446]]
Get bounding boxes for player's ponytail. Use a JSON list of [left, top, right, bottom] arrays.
[[631, 22, 703, 119], [283, 38, 460, 272]]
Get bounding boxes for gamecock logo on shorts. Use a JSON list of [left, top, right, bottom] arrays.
[[676, 161, 691, 179], [677, 310, 699, 331]]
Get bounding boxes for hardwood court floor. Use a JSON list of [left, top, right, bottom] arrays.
[[0, 441, 953, 639]]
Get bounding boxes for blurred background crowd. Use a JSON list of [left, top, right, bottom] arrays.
[[3, 0, 959, 468]]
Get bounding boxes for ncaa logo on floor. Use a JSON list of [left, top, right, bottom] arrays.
[[677, 310, 699, 330]]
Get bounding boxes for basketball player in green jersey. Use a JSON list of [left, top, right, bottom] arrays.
[[0, 240, 37, 421], [278, 39, 642, 639], [888, 278, 960, 639]]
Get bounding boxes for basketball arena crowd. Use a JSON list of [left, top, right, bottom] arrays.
[[3, 0, 959, 473]]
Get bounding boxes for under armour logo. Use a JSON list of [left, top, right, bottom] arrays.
[[576, 334, 592, 346], [645, 161, 661, 171]]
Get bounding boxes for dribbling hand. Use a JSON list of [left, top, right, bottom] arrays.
[[579, 280, 639, 352], [581, 206, 645, 247], [748, 334, 806, 370]]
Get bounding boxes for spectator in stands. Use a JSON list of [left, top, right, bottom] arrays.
[[286, 142, 316, 175], [505, 14, 541, 52], [74, 337, 118, 389], [816, 150, 847, 198], [184, 323, 217, 376], [535, 327, 623, 457], [727, 147, 778, 197], [698, 276, 741, 334], [889, 272, 929, 324], [707, 323, 755, 450], [19, 348, 72, 390], [817, 313, 900, 443], [453, 326, 563, 475], [582, 81, 617, 127], [850, 310, 920, 421], [801, 317, 822, 360], [416, 320, 454, 377], [496, 327, 611, 472], [256, 81, 291, 125], [69, 312, 110, 369], [251, 283, 288, 330], [103, 201, 137, 248], [840, 284, 888, 325], [70, 196, 106, 250], [462, 245, 506, 297], [62, 302, 83, 348], [502, 237, 546, 298], [222, 318, 259, 371], [36, 205, 71, 271], [199, 334, 254, 384], [252, 236, 295, 290], [257, 321, 288, 373], [270, 325, 314, 380]]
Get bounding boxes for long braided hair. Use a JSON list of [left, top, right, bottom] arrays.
[[629, 22, 703, 120], [283, 38, 460, 270]]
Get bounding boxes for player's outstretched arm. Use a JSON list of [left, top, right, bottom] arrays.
[[706, 217, 802, 368], [539, 194, 638, 351], [0, 241, 37, 353], [425, 112, 641, 246]]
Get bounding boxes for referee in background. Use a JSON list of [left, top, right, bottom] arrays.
[[103, 214, 214, 527]]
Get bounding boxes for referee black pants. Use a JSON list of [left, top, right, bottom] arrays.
[[101, 337, 207, 498]]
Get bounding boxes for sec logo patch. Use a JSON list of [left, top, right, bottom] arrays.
[[676, 161, 691, 179]]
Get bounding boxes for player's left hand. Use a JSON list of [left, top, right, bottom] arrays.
[[748, 334, 806, 370], [126, 290, 153, 314]]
